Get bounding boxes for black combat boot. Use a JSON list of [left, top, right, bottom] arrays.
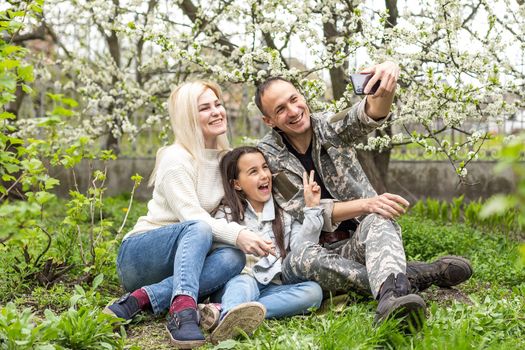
[[406, 256, 473, 292], [374, 273, 426, 328]]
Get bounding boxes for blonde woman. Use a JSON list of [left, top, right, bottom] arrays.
[[105, 81, 272, 348]]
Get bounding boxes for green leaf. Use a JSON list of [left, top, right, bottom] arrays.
[[62, 97, 78, 107], [0, 111, 16, 120], [69, 294, 83, 308], [21, 83, 32, 94], [1, 90, 16, 104], [50, 106, 74, 117], [44, 308, 57, 320], [28, 2, 44, 14], [46, 92, 64, 101], [34, 191, 55, 205], [2, 174, 15, 182], [100, 150, 116, 161], [7, 10, 26, 18], [35, 345, 56, 350], [44, 177, 60, 190], [93, 170, 106, 181], [92, 273, 104, 290], [212, 339, 239, 349], [131, 173, 143, 186], [0, 58, 20, 70], [0, 73, 17, 91], [3, 162, 20, 173], [37, 116, 62, 126], [17, 65, 34, 82], [519, 244, 525, 265], [1, 45, 25, 55]]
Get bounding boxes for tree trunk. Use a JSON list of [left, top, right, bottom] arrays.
[[323, 22, 348, 100], [322, 0, 398, 194], [385, 0, 398, 27], [355, 0, 398, 193], [104, 30, 121, 154], [369, 0, 398, 192], [104, 0, 121, 154], [6, 85, 25, 120], [373, 125, 392, 184], [105, 132, 120, 155]]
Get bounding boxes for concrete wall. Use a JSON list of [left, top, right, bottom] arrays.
[[50, 159, 519, 202], [386, 161, 517, 202]]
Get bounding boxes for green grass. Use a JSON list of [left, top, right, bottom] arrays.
[[1, 197, 524, 349], [191, 215, 524, 350]]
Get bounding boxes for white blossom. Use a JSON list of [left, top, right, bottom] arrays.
[[15, 0, 519, 170]]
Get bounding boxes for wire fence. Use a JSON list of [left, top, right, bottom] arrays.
[[24, 80, 525, 160], [390, 110, 525, 161], [119, 103, 525, 160]]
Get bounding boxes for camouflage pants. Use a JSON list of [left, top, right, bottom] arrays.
[[282, 213, 406, 298]]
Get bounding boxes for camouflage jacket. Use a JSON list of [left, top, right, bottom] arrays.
[[257, 98, 389, 232]]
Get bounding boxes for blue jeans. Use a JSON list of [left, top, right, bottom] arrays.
[[220, 274, 323, 319], [117, 220, 246, 314]]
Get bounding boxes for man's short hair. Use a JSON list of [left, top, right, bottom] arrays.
[[254, 76, 295, 116]]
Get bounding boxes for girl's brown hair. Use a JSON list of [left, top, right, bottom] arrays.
[[219, 146, 286, 258]]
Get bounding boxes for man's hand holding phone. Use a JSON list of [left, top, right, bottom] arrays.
[[358, 61, 400, 97], [349, 73, 380, 95], [348, 61, 400, 119]]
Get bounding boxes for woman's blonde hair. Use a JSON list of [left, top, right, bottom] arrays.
[[148, 80, 230, 186]]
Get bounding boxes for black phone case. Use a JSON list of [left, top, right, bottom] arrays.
[[349, 73, 380, 95]]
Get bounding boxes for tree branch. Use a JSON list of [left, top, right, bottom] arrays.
[[179, 0, 237, 55]]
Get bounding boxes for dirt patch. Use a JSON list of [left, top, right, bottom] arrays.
[[421, 287, 473, 306], [125, 316, 174, 349]]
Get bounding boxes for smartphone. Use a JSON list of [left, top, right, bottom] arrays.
[[349, 73, 381, 95]]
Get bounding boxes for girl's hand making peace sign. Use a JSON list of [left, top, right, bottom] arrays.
[[303, 170, 321, 208]]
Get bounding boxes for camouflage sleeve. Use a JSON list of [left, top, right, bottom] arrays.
[[271, 170, 307, 223], [326, 97, 392, 145], [289, 206, 323, 252], [319, 199, 340, 232]]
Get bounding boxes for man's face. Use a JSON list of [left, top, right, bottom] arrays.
[[260, 80, 311, 138]]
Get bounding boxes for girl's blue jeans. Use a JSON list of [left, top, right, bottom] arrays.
[[116, 220, 246, 314], [220, 274, 323, 319]]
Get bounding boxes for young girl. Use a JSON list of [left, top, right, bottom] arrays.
[[205, 146, 324, 344]]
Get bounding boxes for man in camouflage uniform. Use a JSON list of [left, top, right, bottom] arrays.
[[255, 62, 472, 324]]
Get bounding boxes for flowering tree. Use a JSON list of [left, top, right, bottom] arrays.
[[11, 0, 525, 190]]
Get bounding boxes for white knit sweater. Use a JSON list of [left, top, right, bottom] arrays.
[[123, 144, 244, 245]]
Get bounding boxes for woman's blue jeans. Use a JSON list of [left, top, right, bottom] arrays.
[[220, 274, 323, 319], [116, 220, 246, 314]]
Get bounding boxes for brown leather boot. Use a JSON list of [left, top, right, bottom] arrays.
[[374, 273, 426, 328], [406, 256, 473, 292]]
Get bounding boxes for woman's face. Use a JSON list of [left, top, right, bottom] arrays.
[[198, 88, 227, 148]]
